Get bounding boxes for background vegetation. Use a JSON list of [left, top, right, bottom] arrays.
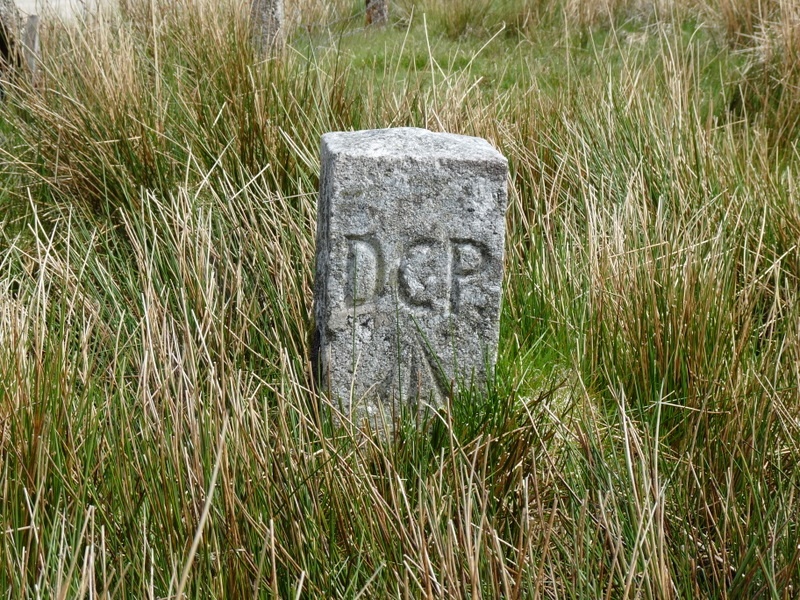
[[1, 0, 799, 596]]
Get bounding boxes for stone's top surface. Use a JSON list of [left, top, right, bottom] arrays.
[[322, 127, 507, 164]]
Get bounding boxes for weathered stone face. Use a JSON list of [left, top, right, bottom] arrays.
[[313, 127, 507, 422]]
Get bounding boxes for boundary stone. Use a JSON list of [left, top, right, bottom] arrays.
[[313, 127, 508, 423]]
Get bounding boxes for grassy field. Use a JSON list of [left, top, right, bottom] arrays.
[[1, 0, 800, 596]]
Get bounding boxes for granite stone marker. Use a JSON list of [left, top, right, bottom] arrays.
[[313, 127, 507, 422]]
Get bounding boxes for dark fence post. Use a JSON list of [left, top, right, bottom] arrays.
[[365, 0, 387, 26]]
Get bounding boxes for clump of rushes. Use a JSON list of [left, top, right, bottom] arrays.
[[1, 0, 800, 596], [727, 0, 800, 145]]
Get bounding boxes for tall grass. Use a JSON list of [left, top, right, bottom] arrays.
[[1, 0, 799, 597]]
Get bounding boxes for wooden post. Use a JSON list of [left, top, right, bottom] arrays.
[[251, 0, 284, 52], [22, 15, 39, 83], [365, 0, 387, 26]]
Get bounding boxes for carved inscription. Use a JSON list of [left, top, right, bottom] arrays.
[[344, 235, 384, 308], [344, 237, 488, 314], [450, 240, 489, 314], [398, 240, 448, 311], [341, 236, 492, 404], [405, 327, 452, 402]]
